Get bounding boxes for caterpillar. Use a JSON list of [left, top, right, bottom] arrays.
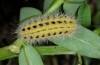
[[16, 14, 78, 44]]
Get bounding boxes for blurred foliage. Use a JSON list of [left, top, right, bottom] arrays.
[[93, 11, 100, 28], [0, 0, 100, 65], [77, 3, 91, 27], [96, 0, 100, 10]]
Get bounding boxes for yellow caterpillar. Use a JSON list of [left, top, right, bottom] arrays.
[[16, 14, 78, 44]]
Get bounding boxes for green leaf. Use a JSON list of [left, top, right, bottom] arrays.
[[43, 0, 64, 16], [35, 46, 75, 55], [0, 39, 23, 60], [19, 45, 44, 65], [63, 2, 80, 15], [0, 47, 17, 60], [77, 4, 91, 27], [43, 0, 53, 12], [43, 0, 59, 14], [20, 7, 42, 22], [52, 25, 100, 58], [0, 46, 75, 60], [94, 28, 100, 36]]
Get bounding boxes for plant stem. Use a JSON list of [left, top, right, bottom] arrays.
[[43, 0, 64, 16], [0, 45, 76, 60], [78, 54, 82, 65]]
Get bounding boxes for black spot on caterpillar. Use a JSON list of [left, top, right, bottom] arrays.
[[33, 25, 37, 28], [39, 23, 43, 26], [51, 21, 55, 24], [27, 27, 31, 30], [45, 22, 49, 25], [16, 14, 78, 44], [48, 33, 51, 36], [59, 31, 62, 34]]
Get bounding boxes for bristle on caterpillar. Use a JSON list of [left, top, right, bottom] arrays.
[[16, 14, 78, 44]]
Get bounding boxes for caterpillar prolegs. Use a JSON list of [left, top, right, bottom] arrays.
[[16, 14, 78, 44]]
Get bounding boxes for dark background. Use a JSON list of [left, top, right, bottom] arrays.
[[0, 0, 43, 47]]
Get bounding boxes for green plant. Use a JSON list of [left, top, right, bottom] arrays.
[[0, 0, 100, 65]]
